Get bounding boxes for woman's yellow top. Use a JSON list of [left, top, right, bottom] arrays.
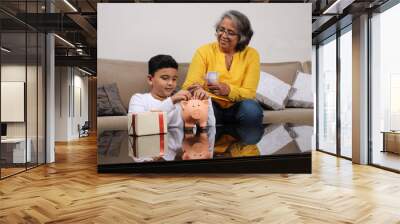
[[182, 42, 260, 108]]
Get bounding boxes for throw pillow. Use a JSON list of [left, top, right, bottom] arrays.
[[97, 86, 113, 116], [256, 71, 292, 110], [97, 83, 127, 116], [287, 71, 313, 108]]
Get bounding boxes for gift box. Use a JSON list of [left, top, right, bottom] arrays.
[[128, 112, 167, 136], [129, 134, 168, 160]]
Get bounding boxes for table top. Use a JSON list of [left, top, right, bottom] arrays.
[[98, 123, 313, 166], [381, 131, 400, 134], [1, 138, 28, 143]]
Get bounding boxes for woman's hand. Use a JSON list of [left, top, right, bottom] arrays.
[[187, 83, 208, 100], [207, 82, 230, 96], [187, 83, 202, 93], [193, 88, 208, 100]]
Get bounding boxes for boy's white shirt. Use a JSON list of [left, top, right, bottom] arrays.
[[128, 93, 216, 128]]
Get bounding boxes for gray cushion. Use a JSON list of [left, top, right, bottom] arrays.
[[97, 86, 112, 115], [97, 83, 127, 116]]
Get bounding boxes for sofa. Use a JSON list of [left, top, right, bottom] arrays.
[[97, 59, 313, 130]]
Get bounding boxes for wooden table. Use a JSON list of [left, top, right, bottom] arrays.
[[381, 131, 400, 154]]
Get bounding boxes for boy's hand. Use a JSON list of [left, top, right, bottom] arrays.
[[171, 90, 192, 104], [187, 83, 208, 100]]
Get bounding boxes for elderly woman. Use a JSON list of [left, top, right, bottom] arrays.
[[182, 10, 263, 126]]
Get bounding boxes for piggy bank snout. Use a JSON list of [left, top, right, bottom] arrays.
[[191, 110, 201, 119]]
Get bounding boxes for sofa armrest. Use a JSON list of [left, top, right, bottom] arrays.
[[97, 115, 128, 132]]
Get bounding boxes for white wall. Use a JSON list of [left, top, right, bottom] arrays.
[[1, 65, 26, 81], [1, 82, 25, 122], [1, 65, 35, 138], [75, 74, 89, 123], [55, 67, 89, 141], [98, 3, 311, 63], [1, 64, 46, 164], [55, 67, 69, 141], [72, 73, 89, 138]]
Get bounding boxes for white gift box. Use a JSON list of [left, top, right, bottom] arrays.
[[129, 134, 168, 160], [128, 112, 167, 136]]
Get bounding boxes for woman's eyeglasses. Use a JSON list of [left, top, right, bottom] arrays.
[[216, 27, 238, 38]]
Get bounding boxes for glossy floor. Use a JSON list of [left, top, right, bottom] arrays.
[[372, 150, 400, 171], [98, 124, 313, 165], [0, 135, 400, 223]]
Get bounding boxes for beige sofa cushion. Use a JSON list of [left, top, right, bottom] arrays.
[[260, 61, 302, 85], [177, 63, 190, 87], [302, 61, 312, 74], [97, 115, 128, 131], [98, 59, 313, 126], [98, 59, 306, 108], [263, 108, 313, 125], [98, 59, 148, 110]]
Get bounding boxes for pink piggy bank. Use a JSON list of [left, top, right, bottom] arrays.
[[182, 132, 211, 160], [180, 99, 209, 129]]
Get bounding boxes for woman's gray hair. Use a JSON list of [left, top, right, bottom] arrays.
[[215, 10, 254, 52]]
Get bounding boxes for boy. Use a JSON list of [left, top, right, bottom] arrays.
[[128, 54, 215, 128]]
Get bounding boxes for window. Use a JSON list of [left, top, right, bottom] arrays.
[[0, 2, 47, 179], [370, 2, 400, 171], [339, 28, 352, 158], [317, 36, 337, 154]]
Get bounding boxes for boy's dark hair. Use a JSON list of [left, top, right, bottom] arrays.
[[148, 54, 178, 76]]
